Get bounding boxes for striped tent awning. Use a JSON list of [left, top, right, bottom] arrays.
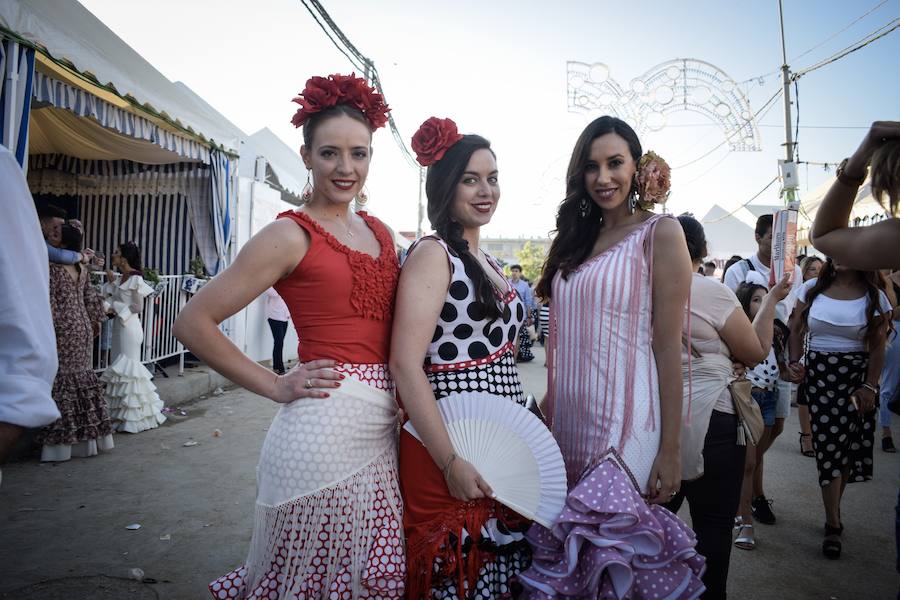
[[33, 71, 210, 163]]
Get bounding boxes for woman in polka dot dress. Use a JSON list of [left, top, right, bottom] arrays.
[[518, 116, 705, 598], [391, 118, 532, 599], [174, 74, 405, 599], [787, 258, 891, 559]]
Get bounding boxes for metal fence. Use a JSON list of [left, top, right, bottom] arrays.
[[92, 274, 187, 376]]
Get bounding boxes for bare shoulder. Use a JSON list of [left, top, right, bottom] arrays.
[[237, 217, 311, 277], [403, 237, 447, 268], [652, 216, 687, 250]]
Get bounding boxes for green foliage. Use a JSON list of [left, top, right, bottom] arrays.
[[515, 241, 547, 283], [189, 255, 207, 278], [143, 267, 160, 286]]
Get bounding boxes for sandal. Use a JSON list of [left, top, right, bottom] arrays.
[[734, 523, 755, 550], [799, 432, 815, 457], [823, 523, 842, 559]]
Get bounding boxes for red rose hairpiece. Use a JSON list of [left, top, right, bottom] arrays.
[[291, 73, 390, 130], [411, 117, 464, 167]]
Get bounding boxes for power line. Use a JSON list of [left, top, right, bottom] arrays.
[[793, 17, 900, 79], [298, 0, 419, 169], [737, 0, 891, 85], [701, 177, 780, 224]]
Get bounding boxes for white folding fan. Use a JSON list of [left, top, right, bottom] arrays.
[[403, 391, 567, 528]]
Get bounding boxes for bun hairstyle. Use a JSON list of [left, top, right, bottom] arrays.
[[60, 223, 83, 252], [425, 134, 503, 322], [119, 241, 143, 271], [291, 73, 390, 148], [676, 214, 707, 262]]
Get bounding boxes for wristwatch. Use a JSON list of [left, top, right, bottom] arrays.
[[836, 158, 866, 187]]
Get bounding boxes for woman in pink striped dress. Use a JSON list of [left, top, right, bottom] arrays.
[[519, 116, 705, 598]]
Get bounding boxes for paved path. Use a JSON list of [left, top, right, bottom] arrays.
[[1, 344, 897, 599]]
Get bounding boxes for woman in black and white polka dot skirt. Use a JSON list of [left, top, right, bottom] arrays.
[[788, 258, 892, 560], [391, 117, 531, 599]]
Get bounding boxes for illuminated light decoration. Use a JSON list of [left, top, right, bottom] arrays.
[[567, 59, 762, 152]]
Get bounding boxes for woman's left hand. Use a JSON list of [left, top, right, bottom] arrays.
[[851, 385, 878, 413], [647, 450, 681, 504]]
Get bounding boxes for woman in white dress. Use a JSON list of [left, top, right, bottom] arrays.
[[101, 241, 166, 433]]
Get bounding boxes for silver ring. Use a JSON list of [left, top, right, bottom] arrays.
[[669, 491, 678, 497], [304, 379, 313, 390]]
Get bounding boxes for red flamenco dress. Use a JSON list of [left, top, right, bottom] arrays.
[[209, 210, 405, 599]]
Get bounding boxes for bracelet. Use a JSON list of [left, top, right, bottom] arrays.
[[861, 382, 880, 395], [441, 452, 457, 478], [836, 158, 866, 187]]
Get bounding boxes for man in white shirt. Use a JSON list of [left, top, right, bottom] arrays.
[[722, 213, 802, 527], [0, 146, 60, 469]]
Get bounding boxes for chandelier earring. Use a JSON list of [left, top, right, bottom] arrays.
[[301, 172, 313, 203], [579, 197, 590, 218], [628, 176, 638, 215]]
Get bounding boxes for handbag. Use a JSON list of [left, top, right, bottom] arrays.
[[730, 378, 764, 446]]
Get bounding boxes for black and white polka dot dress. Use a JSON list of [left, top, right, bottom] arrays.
[[420, 236, 530, 599], [423, 238, 526, 405]]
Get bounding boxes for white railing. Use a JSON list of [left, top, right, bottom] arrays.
[[92, 274, 187, 376]]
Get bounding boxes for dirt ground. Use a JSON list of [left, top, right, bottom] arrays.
[[1, 345, 898, 599]]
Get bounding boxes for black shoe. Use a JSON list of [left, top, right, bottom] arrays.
[[883, 437, 897, 453], [823, 523, 842, 559], [751, 495, 776, 525]]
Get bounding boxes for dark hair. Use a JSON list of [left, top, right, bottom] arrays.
[[799, 258, 888, 349], [37, 204, 67, 221], [721, 255, 743, 283], [426, 134, 502, 322], [60, 224, 83, 252], [536, 116, 642, 300], [302, 104, 372, 147], [871, 139, 900, 216], [735, 282, 768, 319], [755, 214, 773, 239], [800, 255, 823, 280], [509, 264, 523, 271], [119, 241, 143, 271], [704, 261, 717, 269], [676, 214, 707, 262]]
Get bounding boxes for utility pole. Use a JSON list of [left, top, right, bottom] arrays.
[[416, 166, 425, 238], [778, 0, 798, 206]]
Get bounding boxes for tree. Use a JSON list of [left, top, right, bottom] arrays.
[[515, 240, 547, 283]]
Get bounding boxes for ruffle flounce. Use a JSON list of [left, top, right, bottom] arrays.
[[101, 354, 166, 433], [37, 369, 113, 447], [519, 459, 705, 599]]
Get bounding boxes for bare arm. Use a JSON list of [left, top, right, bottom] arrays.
[[648, 218, 692, 503], [719, 275, 791, 366], [811, 121, 900, 269], [857, 315, 890, 413], [389, 240, 493, 501], [173, 219, 339, 403]]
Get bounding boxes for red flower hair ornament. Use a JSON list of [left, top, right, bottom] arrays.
[[290, 73, 390, 130], [411, 117, 464, 167]]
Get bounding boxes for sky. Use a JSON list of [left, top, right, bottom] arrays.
[[77, 0, 900, 241]]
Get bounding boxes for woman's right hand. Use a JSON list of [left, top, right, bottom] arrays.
[[444, 456, 494, 502], [270, 359, 342, 404], [787, 361, 806, 383], [849, 121, 900, 171], [768, 273, 793, 302]]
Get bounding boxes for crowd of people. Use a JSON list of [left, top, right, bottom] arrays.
[[2, 69, 897, 599]]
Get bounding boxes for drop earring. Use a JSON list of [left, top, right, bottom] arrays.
[[356, 186, 369, 206], [580, 197, 590, 218], [301, 172, 313, 202]]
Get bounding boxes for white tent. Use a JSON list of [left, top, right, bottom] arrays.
[[796, 175, 890, 251]]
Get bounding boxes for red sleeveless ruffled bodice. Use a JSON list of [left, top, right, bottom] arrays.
[[273, 210, 399, 364]]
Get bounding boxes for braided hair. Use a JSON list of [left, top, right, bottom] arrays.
[[426, 134, 503, 322]]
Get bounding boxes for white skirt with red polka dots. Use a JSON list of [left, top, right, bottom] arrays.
[[210, 367, 405, 599]]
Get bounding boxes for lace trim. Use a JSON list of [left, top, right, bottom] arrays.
[[282, 210, 399, 322]]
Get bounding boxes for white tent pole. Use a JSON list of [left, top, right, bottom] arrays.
[[2, 41, 19, 151]]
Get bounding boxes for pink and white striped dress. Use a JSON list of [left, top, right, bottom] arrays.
[[519, 214, 705, 599]]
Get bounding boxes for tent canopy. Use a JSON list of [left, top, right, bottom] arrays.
[[0, 0, 239, 153]]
